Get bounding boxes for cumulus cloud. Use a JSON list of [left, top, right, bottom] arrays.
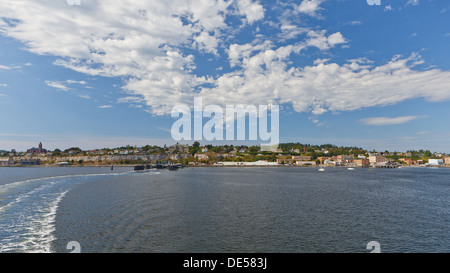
[[1, 0, 450, 118], [296, 0, 324, 17]]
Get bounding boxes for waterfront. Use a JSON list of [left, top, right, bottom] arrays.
[[0, 167, 448, 253]]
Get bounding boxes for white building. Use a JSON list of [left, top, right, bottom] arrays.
[[195, 153, 210, 160], [215, 161, 278, 166], [428, 159, 444, 166]]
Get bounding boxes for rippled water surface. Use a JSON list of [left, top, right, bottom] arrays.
[[0, 167, 448, 253]]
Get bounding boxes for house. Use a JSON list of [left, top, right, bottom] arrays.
[[277, 158, 295, 164], [428, 159, 444, 166], [201, 147, 209, 153], [399, 158, 413, 165], [337, 155, 354, 163], [0, 157, 15, 166], [169, 144, 190, 154], [194, 154, 209, 160]]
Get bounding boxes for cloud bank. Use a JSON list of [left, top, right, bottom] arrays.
[[1, 0, 450, 116]]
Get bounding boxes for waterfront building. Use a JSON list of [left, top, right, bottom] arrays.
[[337, 155, 354, 163], [445, 157, 450, 165], [215, 161, 278, 166], [292, 156, 312, 161], [0, 157, 15, 166], [19, 159, 41, 166], [354, 159, 370, 167], [295, 161, 316, 166], [369, 155, 387, 165], [428, 159, 444, 166]]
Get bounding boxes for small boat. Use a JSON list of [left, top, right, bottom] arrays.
[[348, 168, 355, 171], [134, 165, 145, 171], [319, 168, 325, 172]]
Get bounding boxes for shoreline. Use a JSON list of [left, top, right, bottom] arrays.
[[1, 164, 449, 169]]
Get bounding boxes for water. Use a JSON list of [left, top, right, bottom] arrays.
[[0, 167, 448, 253]]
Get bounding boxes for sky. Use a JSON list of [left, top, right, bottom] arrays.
[[0, 0, 449, 152]]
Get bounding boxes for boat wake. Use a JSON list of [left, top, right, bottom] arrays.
[[0, 171, 130, 253]]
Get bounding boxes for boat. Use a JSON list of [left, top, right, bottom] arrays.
[[168, 165, 179, 171], [319, 168, 325, 172], [348, 168, 355, 171]]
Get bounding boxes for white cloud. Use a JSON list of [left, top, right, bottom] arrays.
[[384, 5, 392, 11], [0, 83, 7, 87], [193, 31, 220, 55], [0, 93, 7, 97], [98, 105, 113, 109], [350, 21, 362, 26], [0, 65, 11, 70], [406, 0, 419, 6], [45, 79, 88, 92], [236, 0, 265, 24], [45, 81, 70, 91], [296, 0, 324, 17], [360, 116, 424, 126], [1, 0, 450, 118], [304, 30, 347, 50]]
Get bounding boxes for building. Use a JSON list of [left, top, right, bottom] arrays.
[[168, 144, 190, 154], [201, 147, 209, 153], [443, 157, 450, 165], [354, 159, 370, 167], [292, 156, 312, 161], [215, 161, 278, 166], [0, 157, 15, 166], [194, 154, 210, 161], [369, 155, 387, 165], [296, 161, 316, 166], [276, 158, 295, 164], [428, 159, 444, 166], [337, 155, 354, 163], [27, 142, 48, 154], [19, 159, 41, 166]]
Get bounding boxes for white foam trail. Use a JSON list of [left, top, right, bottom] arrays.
[[0, 170, 133, 253], [0, 171, 132, 193], [0, 190, 68, 253]]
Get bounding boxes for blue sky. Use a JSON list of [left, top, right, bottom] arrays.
[[0, 0, 449, 152]]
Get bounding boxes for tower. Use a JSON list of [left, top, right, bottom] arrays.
[[38, 142, 43, 153]]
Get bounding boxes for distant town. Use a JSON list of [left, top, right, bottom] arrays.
[[0, 142, 449, 168]]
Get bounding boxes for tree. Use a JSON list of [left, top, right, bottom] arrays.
[[190, 141, 201, 155]]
